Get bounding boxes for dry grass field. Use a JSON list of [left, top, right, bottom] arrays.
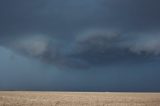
[[0, 92, 160, 106]]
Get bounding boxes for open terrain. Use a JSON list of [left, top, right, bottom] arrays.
[[0, 92, 160, 106]]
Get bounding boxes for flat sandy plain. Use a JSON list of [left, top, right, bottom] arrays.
[[0, 92, 160, 106]]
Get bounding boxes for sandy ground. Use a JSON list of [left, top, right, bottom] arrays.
[[0, 91, 160, 106]]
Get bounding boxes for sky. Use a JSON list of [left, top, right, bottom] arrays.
[[0, 0, 160, 91]]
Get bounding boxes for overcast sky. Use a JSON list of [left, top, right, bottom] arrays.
[[0, 0, 160, 91]]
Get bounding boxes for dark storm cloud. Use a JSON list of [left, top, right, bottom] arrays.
[[3, 29, 160, 69], [0, 0, 160, 68], [1, 0, 160, 36], [69, 30, 160, 66], [102, 0, 160, 31], [1, 0, 160, 92]]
